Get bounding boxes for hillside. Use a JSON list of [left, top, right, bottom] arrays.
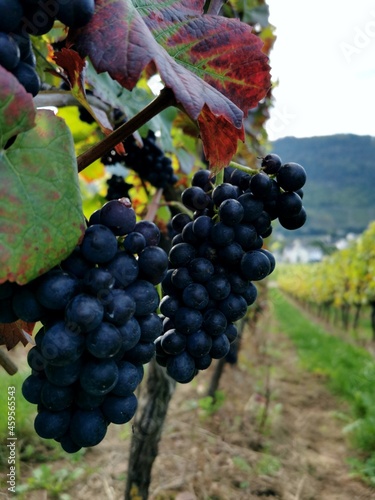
[[270, 134, 375, 239]]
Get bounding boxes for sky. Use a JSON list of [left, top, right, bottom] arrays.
[[265, 0, 375, 140]]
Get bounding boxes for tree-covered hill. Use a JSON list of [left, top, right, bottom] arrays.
[[271, 134, 375, 239]]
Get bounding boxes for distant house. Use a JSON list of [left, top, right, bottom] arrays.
[[279, 240, 323, 263]]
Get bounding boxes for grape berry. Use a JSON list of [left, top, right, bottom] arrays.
[[0, 0, 95, 96]]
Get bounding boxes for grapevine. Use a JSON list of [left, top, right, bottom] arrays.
[[0, 0, 311, 496]]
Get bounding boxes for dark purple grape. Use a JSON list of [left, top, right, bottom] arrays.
[[186, 330, 212, 358], [212, 183, 238, 206], [41, 320, 85, 366], [240, 251, 271, 281], [171, 213, 192, 233], [276, 191, 303, 217], [123, 341, 155, 364], [182, 283, 209, 310], [173, 307, 203, 334], [41, 381, 75, 411], [99, 199, 136, 236], [237, 193, 264, 223], [133, 223, 161, 249], [210, 334, 230, 359], [104, 289, 136, 325], [80, 357, 119, 396], [80, 224, 118, 264], [101, 393, 138, 424], [0, 0, 23, 33], [169, 242, 196, 267], [0, 33, 20, 70], [261, 153, 282, 174], [69, 408, 107, 448], [34, 408, 71, 440], [86, 322, 122, 358], [202, 309, 227, 336], [125, 280, 159, 316], [218, 293, 248, 322], [161, 329, 186, 355], [12, 287, 47, 322], [249, 172, 272, 198], [278, 206, 307, 230], [112, 361, 143, 397], [106, 251, 138, 288], [12, 62, 40, 96], [138, 246, 168, 283], [36, 270, 79, 310], [137, 313, 163, 342], [181, 186, 210, 211], [166, 351, 196, 383], [56, 0, 95, 29], [276, 162, 306, 191], [218, 198, 244, 226], [191, 169, 215, 191], [123, 232, 146, 254], [187, 258, 214, 283], [65, 294, 104, 333]]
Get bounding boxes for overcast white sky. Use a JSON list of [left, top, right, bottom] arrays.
[[265, 0, 375, 140]]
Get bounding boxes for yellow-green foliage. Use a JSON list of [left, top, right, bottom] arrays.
[[277, 221, 375, 307]]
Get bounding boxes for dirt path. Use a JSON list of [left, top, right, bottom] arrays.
[[11, 303, 375, 499]]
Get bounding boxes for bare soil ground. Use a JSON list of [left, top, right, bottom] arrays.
[[4, 303, 375, 500]]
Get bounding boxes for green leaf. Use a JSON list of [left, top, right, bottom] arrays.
[[0, 109, 85, 284], [85, 63, 176, 151], [0, 67, 36, 148]]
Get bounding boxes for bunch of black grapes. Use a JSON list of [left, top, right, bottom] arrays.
[[7, 198, 169, 453], [0, 0, 95, 96], [155, 155, 307, 382], [105, 174, 133, 201], [102, 130, 178, 189]]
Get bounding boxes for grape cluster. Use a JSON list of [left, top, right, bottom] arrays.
[[102, 130, 178, 189], [14, 198, 168, 453], [0, 0, 95, 97], [155, 156, 307, 383], [105, 174, 133, 201]]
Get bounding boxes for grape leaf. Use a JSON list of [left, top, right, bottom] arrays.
[[53, 48, 116, 142], [85, 63, 176, 152], [0, 320, 34, 350], [0, 67, 36, 148], [72, 0, 270, 168], [0, 109, 85, 285]]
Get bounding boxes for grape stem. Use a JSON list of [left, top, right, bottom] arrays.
[[77, 88, 177, 172], [229, 160, 259, 175], [215, 168, 224, 187], [145, 188, 164, 222]]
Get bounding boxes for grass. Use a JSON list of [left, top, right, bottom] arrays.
[[0, 370, 36, 445], [269, 288, 375, 484], [0, 366, 88, 496]]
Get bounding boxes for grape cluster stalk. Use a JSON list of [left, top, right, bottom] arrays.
[[155, 155, 307, 382], [0, 0, 95, 97]]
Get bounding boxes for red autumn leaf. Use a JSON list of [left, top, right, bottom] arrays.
[[0, 320, 35, 350], [198, 104, 245, 173], [53, 48, 117, 141], [72, 0, 271, 169]]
